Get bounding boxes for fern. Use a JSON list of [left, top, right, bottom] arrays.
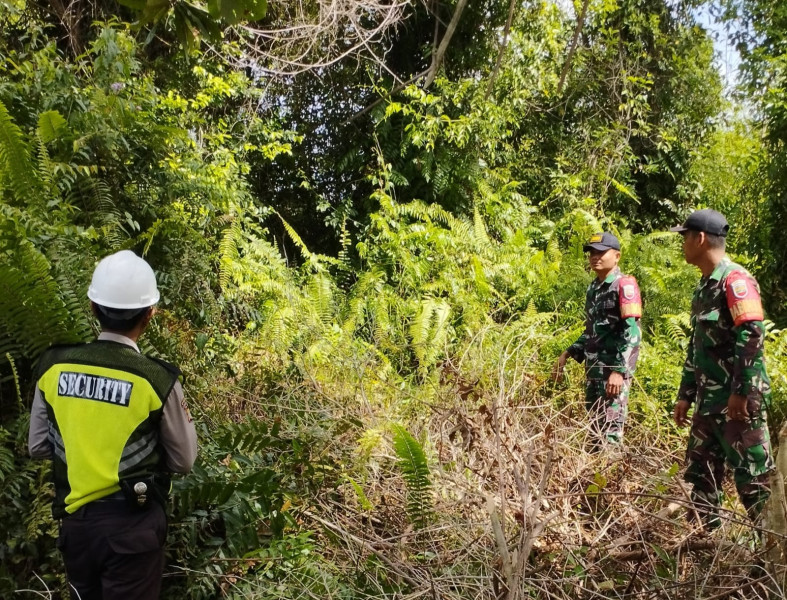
[[36, 110, 69, 144], [409, 297, 451, 374], [305, 273, 335, 325], [80, 178, 126, 247], [0, 100, 41, 204], [473, 205, 491, 247], [391, 423, 432, 530], [662, 313, 691, 341], [4, 353, 23, 405], [524, 298, 538, 320], [0, 240, 87, 367], [277, 212, 344, 271], [218, 219, 243, 293], [345, 475, 374, 511]]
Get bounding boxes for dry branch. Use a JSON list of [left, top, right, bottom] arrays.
[[237, 0, 411, 76]]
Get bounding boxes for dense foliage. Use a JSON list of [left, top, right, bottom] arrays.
[[1, 0, 786, 597]]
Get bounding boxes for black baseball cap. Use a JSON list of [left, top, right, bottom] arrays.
[[669, 209, 729, 237], [583, 232, 620, 252]]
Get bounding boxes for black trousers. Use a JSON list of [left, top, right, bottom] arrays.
[[58, 500, 167, 600]]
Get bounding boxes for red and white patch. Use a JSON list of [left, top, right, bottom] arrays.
[[730, 278, 748, 299], [725, 270, 763, 326], [618, 276, 642, 318]]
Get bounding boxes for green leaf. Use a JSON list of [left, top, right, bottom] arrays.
[[345, 475, 374, 511], [391, 423, 432, 529], [37, 111, 68, 144], [244, 0, 267, 21], [219, 0, 243, 23], [208, 0, 266, 24], [116, 0, 147, 10]]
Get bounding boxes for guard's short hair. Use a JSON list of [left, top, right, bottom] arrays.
[[687, 230, 726, 250], [92, 303, 151, 332], [703, 232, 726, 250]]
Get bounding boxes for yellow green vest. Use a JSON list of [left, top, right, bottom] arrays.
[[37, 341, 179, 517]]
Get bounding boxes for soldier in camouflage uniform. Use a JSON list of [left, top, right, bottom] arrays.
[[554, 232, 642, 447], [671, 209, 774, 529]]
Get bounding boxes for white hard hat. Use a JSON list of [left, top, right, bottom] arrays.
[[87, 250, 160, 309]]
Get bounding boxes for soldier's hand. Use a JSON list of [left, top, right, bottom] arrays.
[[552, 352, 569, 382], [606, 372, 624, 397], [673, 400, 691, 427], [727, 394, 749, 421]]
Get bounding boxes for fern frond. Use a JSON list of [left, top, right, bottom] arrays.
[[473, 206, 490, 247], [305, 272, 335, 325], [0, 240, 87, 366], [391, 423, 432, 529], [36, 110, 69, 144], [662, 313, 691, 340], [0, 100, 42, 204], [409, 297, 451, 373], [219, 219, 243, 293], [524, 298, 538, 320], [276, 212, 344, 270]]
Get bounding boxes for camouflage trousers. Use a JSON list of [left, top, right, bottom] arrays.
[[684, 410, 774, 529], [585, 378, 630, 447]]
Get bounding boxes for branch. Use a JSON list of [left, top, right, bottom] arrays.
[[424, 0, 470, 88], [610, 538, 717, 562], [557, 0, 591, 95], [485, 0, 517, 99]]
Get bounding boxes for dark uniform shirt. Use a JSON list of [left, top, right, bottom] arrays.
[[567, 267, 642, 380], [678, 257, 771, 415]]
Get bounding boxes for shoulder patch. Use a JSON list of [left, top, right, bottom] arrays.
[[618, 275, 642, 318], [725, 270, 763, 325]]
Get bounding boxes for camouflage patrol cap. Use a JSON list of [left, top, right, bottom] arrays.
[[583, 232, 620, 252], [669, 209, 729, 237]]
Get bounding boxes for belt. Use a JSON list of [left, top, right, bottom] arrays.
[[65, 492, 129, 518], [93, 490, 126, 503]]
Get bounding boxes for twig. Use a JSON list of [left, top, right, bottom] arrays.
[[485, 0, 518, 99], [423, 0, 470, 88], [557, 0, 591, 94]]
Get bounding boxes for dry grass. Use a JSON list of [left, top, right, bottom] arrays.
[[291, 353, 787, 599], [187, 325, 787, 599]]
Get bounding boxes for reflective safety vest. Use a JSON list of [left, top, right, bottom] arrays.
[[36, 341, 180, 518]]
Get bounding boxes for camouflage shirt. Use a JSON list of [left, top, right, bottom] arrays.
[[678, 257, 771, 415], [567, 267, 642, 381]]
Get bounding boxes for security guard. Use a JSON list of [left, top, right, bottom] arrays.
[[553, 232, 642, 447], [28, 250, 198, 599], [671, 209, 773, 529]]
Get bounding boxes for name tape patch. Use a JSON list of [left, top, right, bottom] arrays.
[[58, 372, 133, 407]]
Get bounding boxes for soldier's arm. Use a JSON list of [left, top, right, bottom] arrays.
[[612, 316, 641, 377], [732, 321, 766, 396], [566, 334, 587, 363], [677, 334, 697, 404], [612, 276, 642, 377], [725, 270, 767, 397]]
